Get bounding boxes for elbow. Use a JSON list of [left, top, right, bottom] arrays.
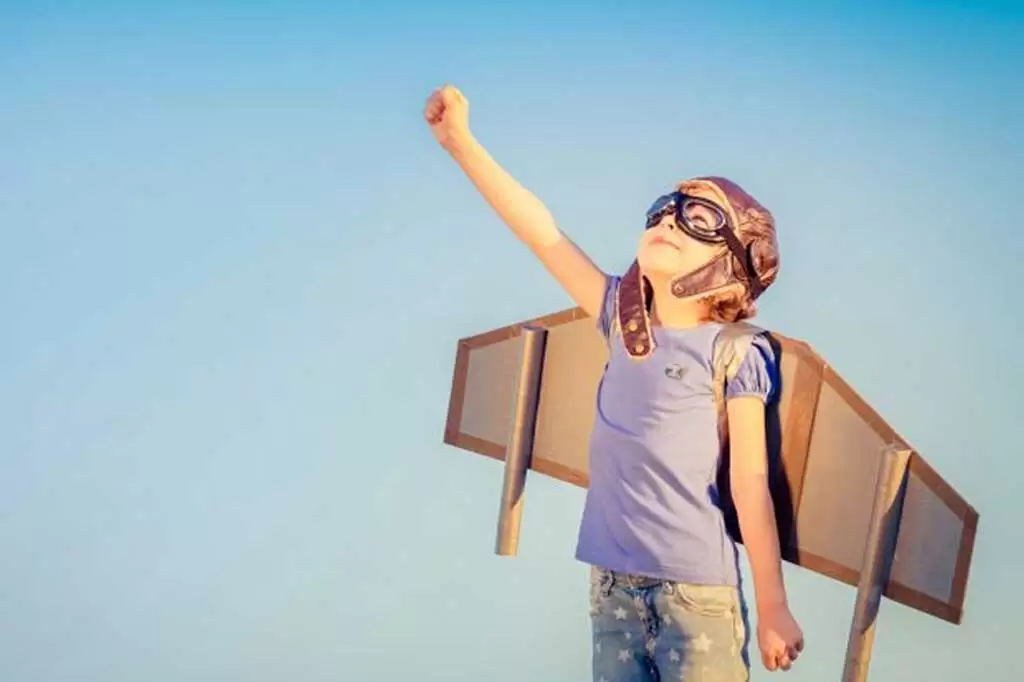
[[730, 468, 769, 490], [729, 470, 771, 511]]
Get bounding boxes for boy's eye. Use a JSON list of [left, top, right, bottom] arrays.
[[682, 203, 723, 232]]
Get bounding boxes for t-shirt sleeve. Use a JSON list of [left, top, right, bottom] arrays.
[[725, 333, 778, 403], [596, 274, 621, 341]]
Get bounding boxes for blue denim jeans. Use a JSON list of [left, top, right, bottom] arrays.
[[589, 566, 750, 682]]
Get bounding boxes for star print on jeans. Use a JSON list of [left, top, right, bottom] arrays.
[[691, 633, 713, 653]]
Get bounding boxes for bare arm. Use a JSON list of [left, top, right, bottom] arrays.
[[728, 395, 787, 610], [424, 85, 607, 318], [727, 395, 804, 671]]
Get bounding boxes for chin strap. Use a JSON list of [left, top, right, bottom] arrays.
[[669, 251, 734, 298], [616, 261, 653, 359], [670, 229, 763, 300]]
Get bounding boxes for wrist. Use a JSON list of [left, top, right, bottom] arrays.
[[443, 130, 477, 159], [756, 595, 789, 618]]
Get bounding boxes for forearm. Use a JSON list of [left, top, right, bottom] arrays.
[[425, 86, 606, 317], [731, 472, 788, 614], [444, 133, 563, 250]]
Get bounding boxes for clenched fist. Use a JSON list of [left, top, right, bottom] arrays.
[[424, 84, 471, 150], [757, 603, 805, 672]]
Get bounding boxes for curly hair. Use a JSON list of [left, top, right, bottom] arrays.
[[699, 288, 757, 324]]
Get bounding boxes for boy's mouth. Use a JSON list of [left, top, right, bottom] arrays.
[[650, 236, 680, 250]]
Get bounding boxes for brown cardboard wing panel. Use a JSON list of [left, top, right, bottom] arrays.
[[443, 307, 594, 466], [885, 456, 978, 624], [791, 366, 977, 624], [531, 317, 607, 487], [773, 344, 801, 444], [795, 374, 893, 577], [888, 470, 962, 606], [766, 336, 823, 552], [459, 335, 521, 447]]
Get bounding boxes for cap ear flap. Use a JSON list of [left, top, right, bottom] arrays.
[[618, 261, 654, 358], [747, 236, 780, 293], [737, 204, 779, 294]]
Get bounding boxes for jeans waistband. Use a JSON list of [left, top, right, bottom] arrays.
[[594, 566, 665, 589]]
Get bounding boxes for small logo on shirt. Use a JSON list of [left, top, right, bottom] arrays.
[[664, 364, 686, 380]]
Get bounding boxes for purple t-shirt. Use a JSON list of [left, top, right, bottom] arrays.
[[574, 274, 778, 586]]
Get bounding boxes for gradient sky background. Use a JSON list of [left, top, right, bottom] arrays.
[[2, 1, 1022, 680]]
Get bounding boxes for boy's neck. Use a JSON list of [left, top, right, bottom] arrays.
[[649, 279, 708, 330]]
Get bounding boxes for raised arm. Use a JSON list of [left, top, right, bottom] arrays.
[[424, 85, 607, 318]]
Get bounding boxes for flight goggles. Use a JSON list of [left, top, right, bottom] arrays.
[[645, 192, 729, 243], [644, 191, 763, 297]]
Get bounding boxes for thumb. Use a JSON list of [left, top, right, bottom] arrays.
[[441, 85, 465, 108]]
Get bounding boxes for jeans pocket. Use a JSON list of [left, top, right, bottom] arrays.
[[668, 583, 749, 676], [670, 583, 738, 619]]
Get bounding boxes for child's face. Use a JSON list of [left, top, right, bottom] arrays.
[[636, 203, 723, 284]]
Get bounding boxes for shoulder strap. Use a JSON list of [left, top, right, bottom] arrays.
[[712, 321, 763, 447]]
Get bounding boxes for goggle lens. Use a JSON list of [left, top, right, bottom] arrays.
[[645, 193, 727, 243]]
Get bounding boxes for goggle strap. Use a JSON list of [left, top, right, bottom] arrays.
[[718, 227, 763, 298]]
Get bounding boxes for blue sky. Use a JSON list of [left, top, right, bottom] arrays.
[[2, 1, 1022, 680]]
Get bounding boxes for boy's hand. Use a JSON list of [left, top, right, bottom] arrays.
[[424, 84, 471, 150], [757, 603, 804, 672]]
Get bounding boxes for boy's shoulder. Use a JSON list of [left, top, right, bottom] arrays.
[[712, 321, 766, 383]]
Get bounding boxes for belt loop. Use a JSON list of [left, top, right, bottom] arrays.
[[601, 568, 615, 597]]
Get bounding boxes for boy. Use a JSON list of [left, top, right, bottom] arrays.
[[425, 84, 804, 680]]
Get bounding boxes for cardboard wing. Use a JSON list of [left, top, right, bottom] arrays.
[[443, 307, 978, 626]]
